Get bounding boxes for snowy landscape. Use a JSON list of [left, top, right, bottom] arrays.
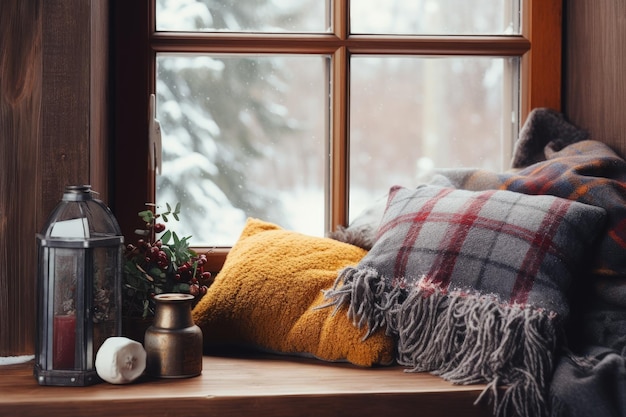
[[154, 0, 519, 246]]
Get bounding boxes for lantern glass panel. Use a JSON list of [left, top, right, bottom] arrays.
[[92, 246, 121, 356], [51, 248, 80, 370]]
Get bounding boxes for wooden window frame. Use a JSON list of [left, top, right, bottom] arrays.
[[112, 0, 562, 272]]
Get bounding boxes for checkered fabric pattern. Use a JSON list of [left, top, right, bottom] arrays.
[[323, 184, 607, 417], [503, 140, 626, 278], [446, 140, 626, 279], [371, 185, 606, 314], [324, 109, 626, 417]]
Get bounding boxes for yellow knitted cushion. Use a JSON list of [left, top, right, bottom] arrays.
[[192, 218, 395, 366]]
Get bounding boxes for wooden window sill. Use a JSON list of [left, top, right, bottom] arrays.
[[0, 353, 493, 417]]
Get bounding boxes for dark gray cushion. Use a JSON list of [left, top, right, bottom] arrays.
[[364, 184, 607, 315]]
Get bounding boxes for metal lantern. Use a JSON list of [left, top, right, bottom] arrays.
[[35, 185, 124, 386]]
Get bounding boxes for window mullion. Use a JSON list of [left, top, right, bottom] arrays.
[[333, 0, 349, 39], [327, 0, 350, 233], [521, 0, 562, 120], [329, 47, 349, 233]]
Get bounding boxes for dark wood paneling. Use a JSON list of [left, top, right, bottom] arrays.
[[564, 0, 626, 156], [111, 0, 153, 239], [90, 0, 110, 203], [0, 0, 42, 357], [41, 0, 91, 215], [0, 0, 109, 356]]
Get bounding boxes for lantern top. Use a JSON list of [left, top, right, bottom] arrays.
[[38, 185, 122, 246], [62, 185, 96, 201]]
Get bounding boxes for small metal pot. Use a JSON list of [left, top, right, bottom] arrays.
[[144, 293, 202, 378]]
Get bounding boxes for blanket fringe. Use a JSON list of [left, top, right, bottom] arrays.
[[322, 270, 558, 417], [322, 266, 403, 339]]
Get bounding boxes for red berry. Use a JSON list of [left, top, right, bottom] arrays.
[[154, 223, 166, 233], [189, 284, 199, 296]]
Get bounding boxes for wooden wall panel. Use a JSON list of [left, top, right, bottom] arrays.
[[40, 0, 91, 217], [90, 0, 111, 203], [564, 0, 626, 156], [0, 0, 109, 356], [0, 0, 42, 357]]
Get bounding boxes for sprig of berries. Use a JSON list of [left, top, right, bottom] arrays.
[[122, 203, 213, 318]]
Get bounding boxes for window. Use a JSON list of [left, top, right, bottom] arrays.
[[112, 0, 562, 270]]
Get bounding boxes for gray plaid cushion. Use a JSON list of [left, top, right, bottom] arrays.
[[323, 185, 607, 416], [362, 184, 607, 315], [326, 185, 606, 417]]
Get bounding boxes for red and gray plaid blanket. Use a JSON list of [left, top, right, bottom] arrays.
[[442, 130, 626, 354], [445, 141, 626, 279], [327, 108, 626, 417]]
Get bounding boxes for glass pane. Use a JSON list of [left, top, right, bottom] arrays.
[[156, 0, 330, 33], [92, 246, 119, 359], [349, 56, 519, 222], [351, 0, 520, 35], [156, 54, 329, 246], [52, 249, 79, 369]]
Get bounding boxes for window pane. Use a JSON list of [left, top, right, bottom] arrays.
[[156, 54, 329, 246], [351, 0, 520, 35], [349, 56, 519, 222], [156, 0, 330, 33]]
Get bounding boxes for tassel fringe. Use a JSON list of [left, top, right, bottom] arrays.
[[322, 268, 559, 417]]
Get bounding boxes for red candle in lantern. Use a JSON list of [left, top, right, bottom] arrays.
[[53, 314, 76, 369]]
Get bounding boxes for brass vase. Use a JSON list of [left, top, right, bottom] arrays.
[[144, 293, 203, 378]]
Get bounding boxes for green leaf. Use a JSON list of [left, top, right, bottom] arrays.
[[161, 246, 174, 260], [138, 210, 154, 223], [148, 267, 165, 280], [161, 230, 172, 244], [123, 201, 203, 318], [142, 300, 150, 318]]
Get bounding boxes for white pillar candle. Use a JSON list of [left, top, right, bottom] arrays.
[[95, 337, 147, 384]]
